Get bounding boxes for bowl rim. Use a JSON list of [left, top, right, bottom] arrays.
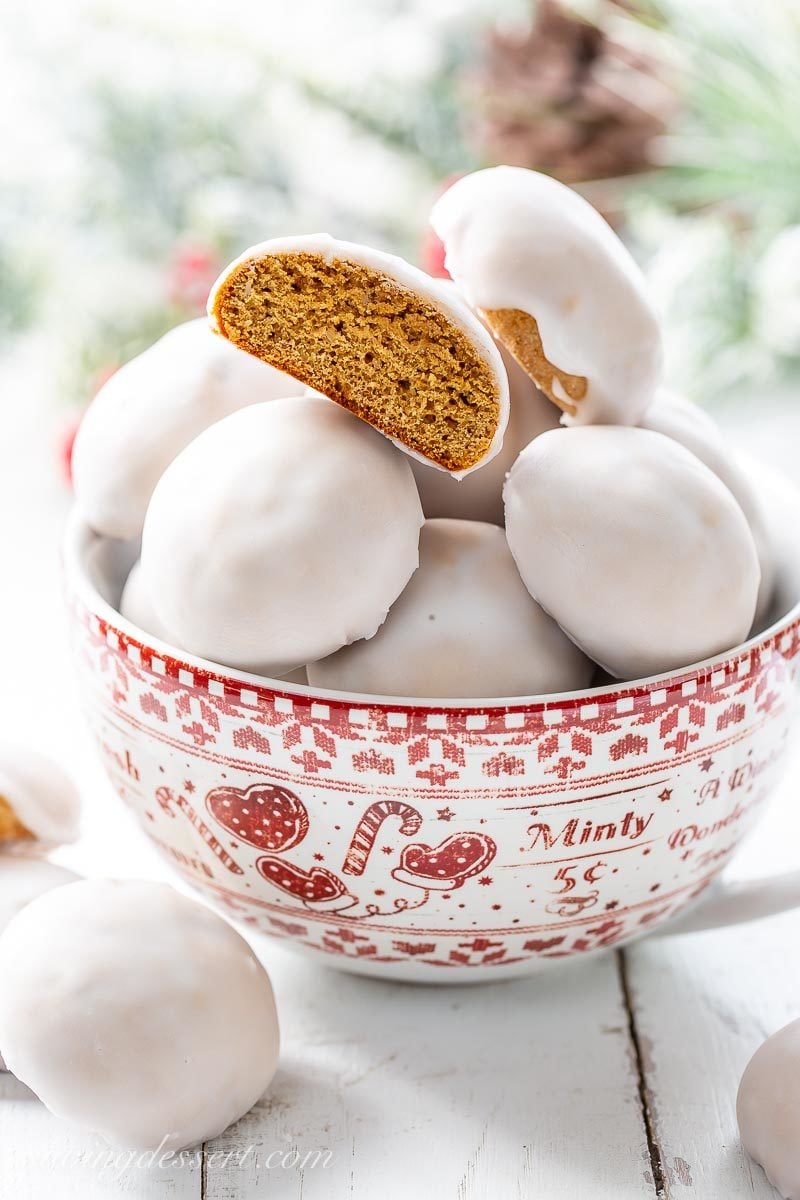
[[63, 508, 800, 714]]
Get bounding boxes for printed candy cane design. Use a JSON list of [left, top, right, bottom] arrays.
[[156, 787, 244, 875], [343, 800, 423, 876]]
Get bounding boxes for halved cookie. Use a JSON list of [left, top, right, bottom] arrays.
[[431, 166, 662, 426], [208, 235, 509, 477]]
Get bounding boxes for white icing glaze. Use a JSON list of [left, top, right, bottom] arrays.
[[140, 396, 424, 675], [736, 452, 800, 628], [430, 167, 662, 426], [308, 518, 594, 698], [0, 860, 80, 1073], [503, 426, 760, 679], [0, 859, 80, 933], [411, 286, 560, 524], [0, 880, 279, 1150], [737, 1018, 800, 1198], [119, 562, 311, 686], [208, 233, 511, 478], [639, 390, 775, 625], [119, 560, 178, 644], [72, 318, 305, 539], [0, 746, 81, 847]]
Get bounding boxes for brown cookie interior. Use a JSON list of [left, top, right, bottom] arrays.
[[480, 307, 587, 418], [0, 794, 33, 843], [212, 252, 501, 472]]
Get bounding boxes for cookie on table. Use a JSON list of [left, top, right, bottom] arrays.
[[0, 859, 81, 1072], [308, 518, 594, 698], [208, 234, 510, 477], [738, 1018, 800, 1199], [431, 166, 662, 426], [0, 880, 279, 1150], [0, 859, 80, 935]]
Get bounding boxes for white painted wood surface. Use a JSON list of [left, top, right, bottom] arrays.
[[2, 345, 799, 1198]]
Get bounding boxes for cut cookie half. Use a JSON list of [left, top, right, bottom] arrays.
[[431, 167, 662, 426], [477, 307, 588, 419], [208, 234, 509, 477]]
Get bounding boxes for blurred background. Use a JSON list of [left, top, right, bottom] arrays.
[[4, 0, 800, 465]]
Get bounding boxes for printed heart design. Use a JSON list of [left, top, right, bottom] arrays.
[[392, 832, 497, 891], [206, 783, 309, 852], [257, 855, 356, 910]]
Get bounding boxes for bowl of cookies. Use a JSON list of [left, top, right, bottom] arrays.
[[64, 167, 800, 981]]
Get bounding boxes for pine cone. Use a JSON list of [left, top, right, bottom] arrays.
[[465, 0, 675, 183]]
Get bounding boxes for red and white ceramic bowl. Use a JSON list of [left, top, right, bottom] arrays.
[[64, 502, 800, 982]]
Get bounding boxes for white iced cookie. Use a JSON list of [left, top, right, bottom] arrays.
[[72, 317, 305, 539], [0, 880, 279, 1150], [209, 233, 510, 477], [0, 859, 80, 934], [504, 426, 760, 679], [0, 747, 81, 849], [431, 166, 662, 425], [308, 519, 593, 698], [119, 560, 177, 643], [640, 390, 775, 624], [0, 860, 81, 1071], [736, 453, 800, 629], [141, 396, 424, 676], [411, 308, 560, 525], [119, 562, 309, 685], [737, 1019, 800, 1198]]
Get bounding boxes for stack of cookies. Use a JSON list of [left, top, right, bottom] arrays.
[[72, 166, 773, 699]]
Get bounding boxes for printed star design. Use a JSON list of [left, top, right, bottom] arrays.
[[478, 875, 493, 887], [605, 900, 619, 911], [313, 852, 324, 862], [183, 780, 196, 793], [658, 788, 672, 802], [437, 806, 455, 822], [699, 757, 714, 773], [381, 845, 394, 855]]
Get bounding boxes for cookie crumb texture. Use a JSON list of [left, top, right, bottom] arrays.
[[481, 307, 587, 417], [212, 252, 501, 471], [0, 795, 32, 843]]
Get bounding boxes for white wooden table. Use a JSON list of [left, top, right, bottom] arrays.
[[1, 344, 799, 1198]]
